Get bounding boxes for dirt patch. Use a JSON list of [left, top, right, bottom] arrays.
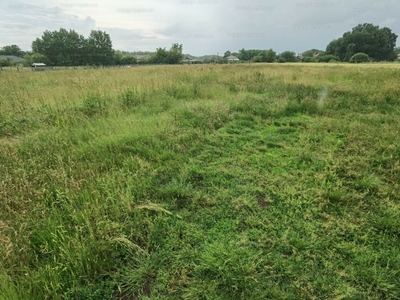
[[257, 196, 270, 209], [0, 137, 20, 147], [142, 277, 152, 297]]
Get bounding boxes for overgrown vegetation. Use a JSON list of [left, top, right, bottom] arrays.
[[1, 63, 400, 299]]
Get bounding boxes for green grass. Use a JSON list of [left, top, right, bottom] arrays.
[[1, 63, 400, 299]]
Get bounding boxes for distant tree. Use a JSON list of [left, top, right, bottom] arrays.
[[86, 30, 114, 65], [264, 49, 276, 62], [149, 47, 169, 64], [395, 47, 400, 54], [349, 52, 370, 63], [167, 43, 183, 64], [302, 57, 318, 63], [224, 50, 231, 58], [23, 53, 50, 66], [239, 48, 249, 61], [32, 28, 86, 66], [0, 59, 15, 67], [326, 23, 398, 61], [278, 57, 286, 63], [120, 56, 137, 65], [0, 45, 24, 56], [238, 49, 262, 61], [217, 57, 228, 64], [279, 51, 297, 62], [252, 49, 276, 62], [302, 49, 325, 57], [113, 50, 124, 65], [318, 54, 340, 62], [148, 43, 183, 64]]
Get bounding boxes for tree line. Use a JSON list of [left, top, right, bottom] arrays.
[[224, 23, 398, 63], [0, 23, 399, 67], [0, 28, 185, 67]]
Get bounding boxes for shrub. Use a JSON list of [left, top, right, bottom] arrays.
[[278, 57, 287, 63], [349, 53, 370, 63], [0, 59, 15, 67], [318, 54, 341, 63], [82, 94, 107, 116], [302, 57, 317, 63], [279, 51, 297, 62]]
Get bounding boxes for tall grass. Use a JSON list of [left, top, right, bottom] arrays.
[[1, 63, 400, 299]]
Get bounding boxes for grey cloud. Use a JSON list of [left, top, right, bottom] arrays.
[[0, 0, 399, 56]]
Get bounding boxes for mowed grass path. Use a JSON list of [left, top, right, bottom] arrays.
[[1, 63, 400, 299]]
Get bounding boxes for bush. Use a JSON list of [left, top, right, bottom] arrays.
[[318, 54, 341, 63], [349, 53, 370, 63], [302, 57, 317, 63], [0, 59, 15, 67], [279, 51, 297, 62], [278, 57, 286, 63]]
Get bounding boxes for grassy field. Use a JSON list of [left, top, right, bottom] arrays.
[[1, 63, 400, 299]]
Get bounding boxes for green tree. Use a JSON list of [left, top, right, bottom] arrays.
[[217, 57, 228, 64], [167, 43, 183, 64], [302, 49, 325, 57], [326, 23, 398, 61], [238, 49, 262, 61], [113, 50, 124, 65], [318, 54, 340, 62], [120, 56, 137, 65], [0, 45, 24, 56], [344, 43, 356, 62], [224, 50, 231, 58], [279, 51, 297, 62], [148, 44, 183, 64], [87, 30, 114, 65], [349, 52, 370, 63], [150, 47, 169, 64], [253, 49, 276, 62], [0, 59, 15, 67], [22, 53, 50, 66], [265, 49, 276, 62], [32, 28, 86, 66], [302, 56, 319, 63]]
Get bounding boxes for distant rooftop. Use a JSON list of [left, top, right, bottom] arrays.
[[134, 54, 151, 60], [0, 55, 24, 62], [226, 55, 239, 61]]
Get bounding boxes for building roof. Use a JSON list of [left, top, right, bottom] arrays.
[[226, 55, 239, 60], [31, 63, 46, 67], [134, 55, 151, 60], [0, 55, 24, 62], [182, 56, 195, 61]]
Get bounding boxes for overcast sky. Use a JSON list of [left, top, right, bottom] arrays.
[[1, 0, 399, 56]]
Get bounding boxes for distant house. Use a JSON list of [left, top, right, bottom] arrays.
[[226, 55, 239, 62], [31, 63, 46, 67], [0, 55, 24, 64], [31, 63, 46, 71], [134, 55, 151, 62], [397, 53, 400, 60], [182, 56, 196, 63]]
